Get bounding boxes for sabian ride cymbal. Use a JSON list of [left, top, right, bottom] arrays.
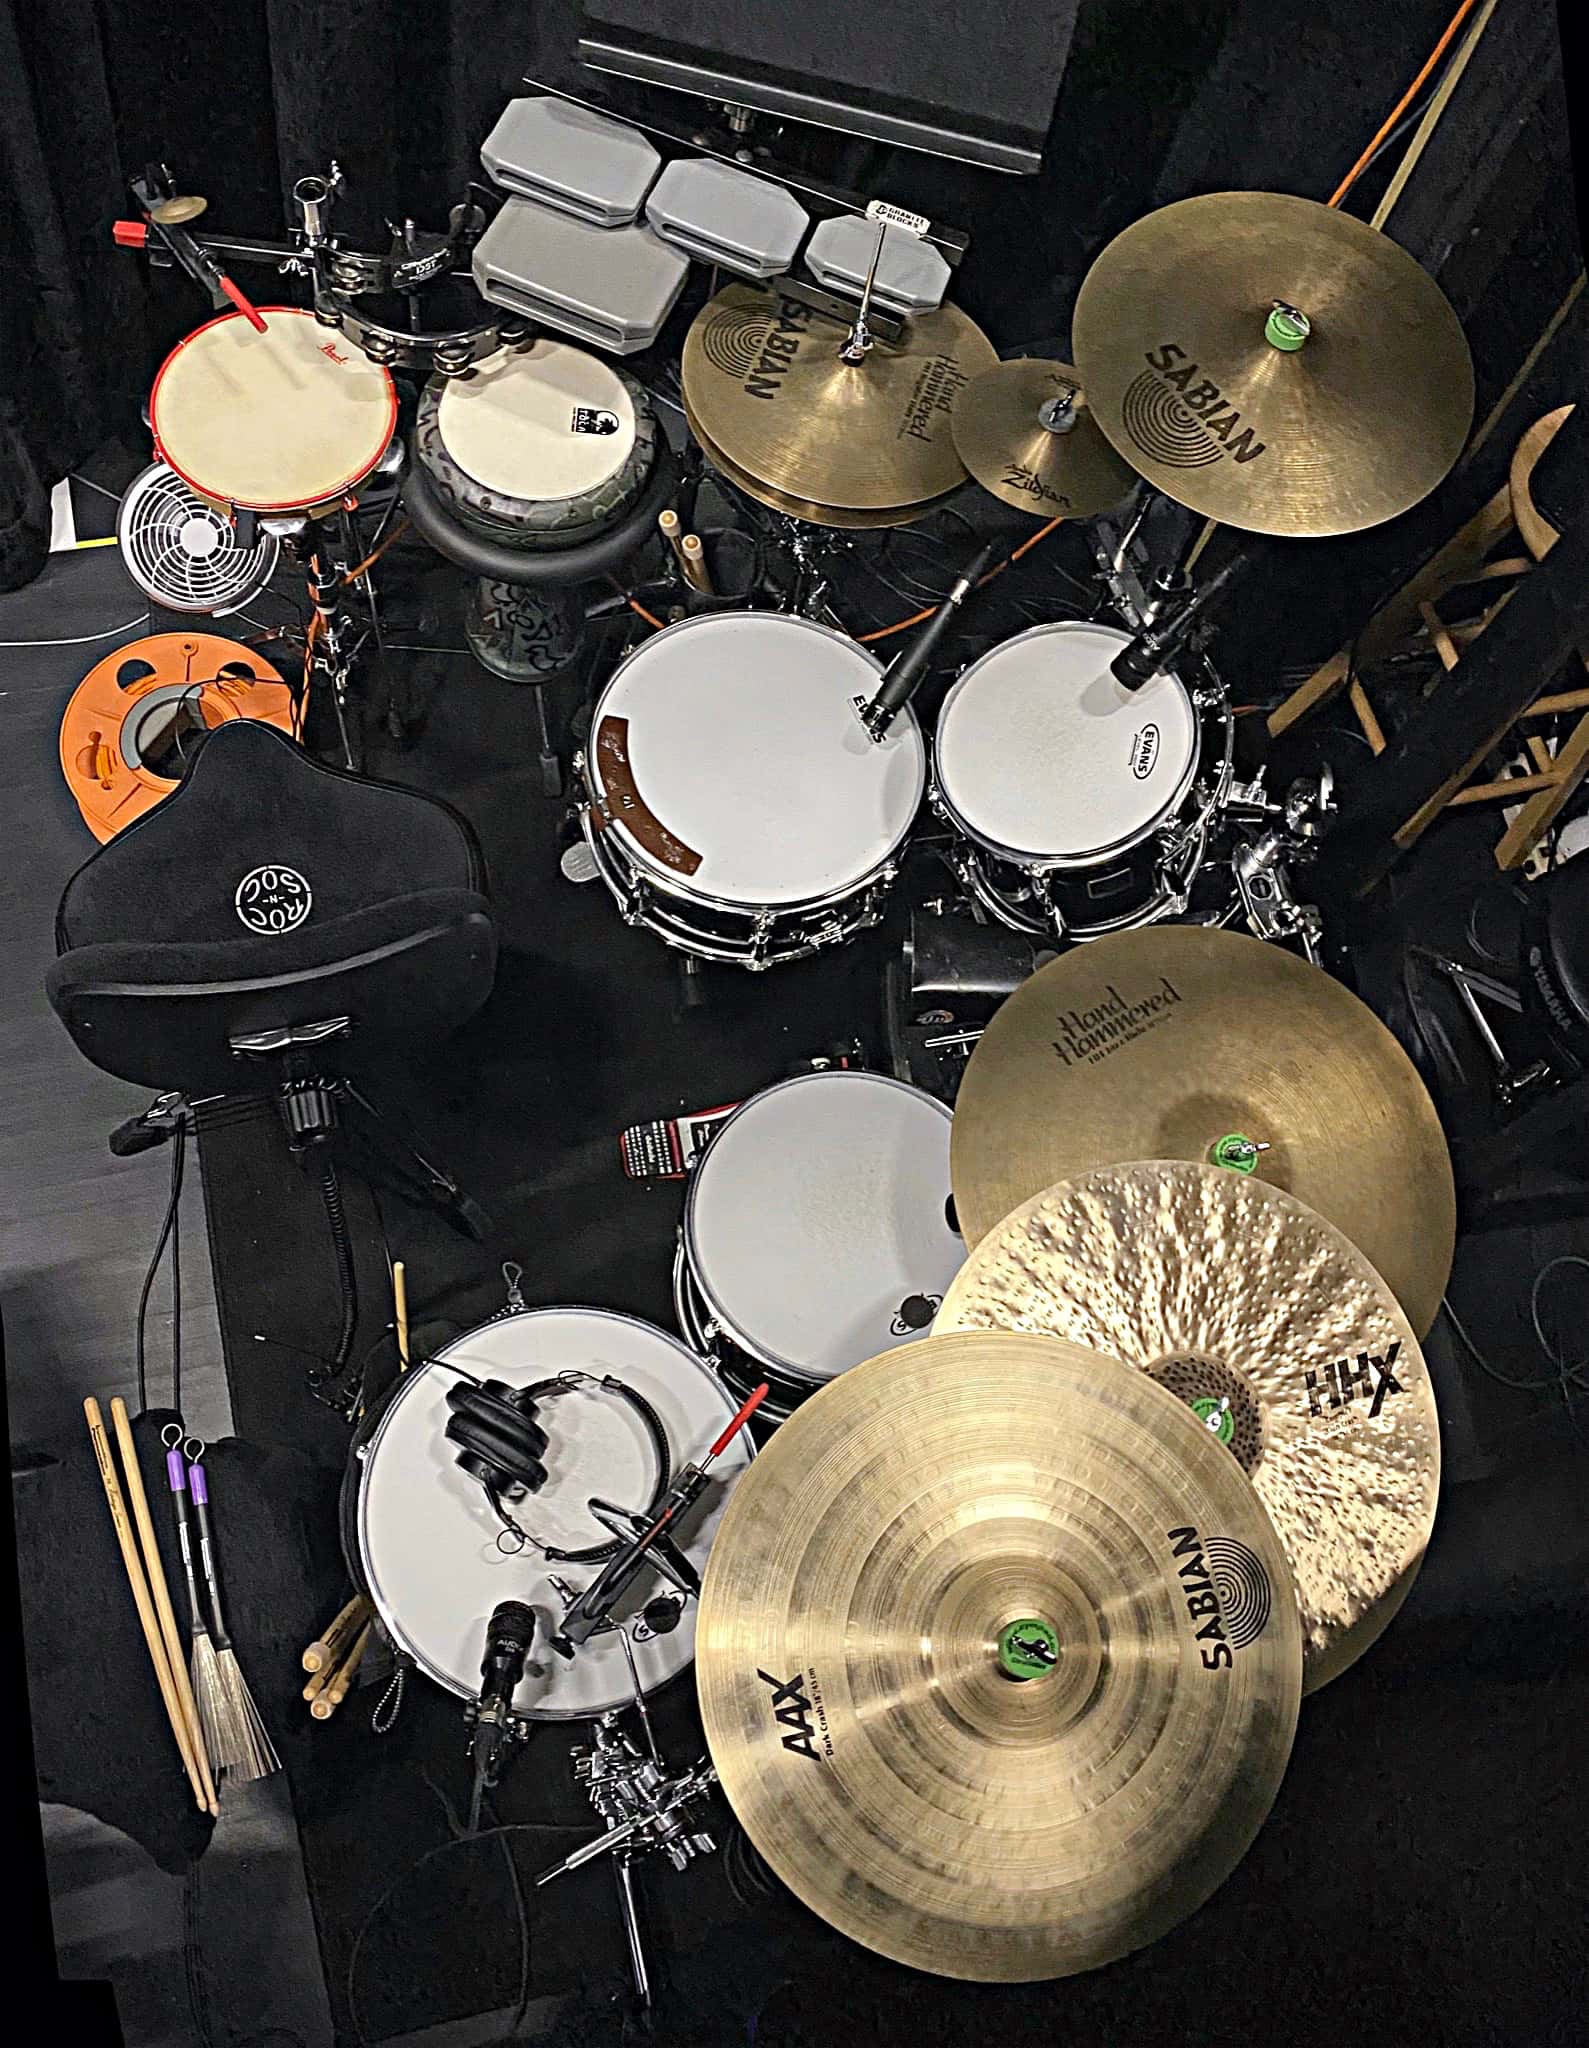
[[683, 394, 961, 530], [935, 1162, 1441, 1691], [696, 1328, 1301, 1981], [681, 281, 995, 513], [949, 924, 1455, 1336], [952, 358, 1139, 517], [1071, 191, 1474, 537]]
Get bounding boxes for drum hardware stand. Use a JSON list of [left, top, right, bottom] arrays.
[[1427, 957, 1555, 1108], [534, 1629, 720, 2013], [1221, 769, 1333, 962]]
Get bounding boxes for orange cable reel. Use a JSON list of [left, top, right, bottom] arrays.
[[60, 632, 295, 842]]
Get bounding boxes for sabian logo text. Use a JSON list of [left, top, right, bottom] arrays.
[[1119, 343, 1267, 470], [1166, 1526, 1273, 1666]]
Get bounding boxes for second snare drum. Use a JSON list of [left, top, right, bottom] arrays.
[[673, 1069, 966, 1420]]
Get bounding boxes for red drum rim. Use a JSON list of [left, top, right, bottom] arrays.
[[149, 306, 398, 514]]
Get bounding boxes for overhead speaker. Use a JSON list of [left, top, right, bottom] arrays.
[[117, 463, 280, 616]]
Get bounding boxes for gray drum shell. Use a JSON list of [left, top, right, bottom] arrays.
[[413, 362, 658, 550]]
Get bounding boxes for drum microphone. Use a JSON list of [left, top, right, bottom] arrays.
[[859, 539, 1000, 742], [466, 1598, 537, 1830], [1108, 551, 1246, 692]]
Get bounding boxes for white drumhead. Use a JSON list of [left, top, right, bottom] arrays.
[[355, 1308, 751, 1719], [436, 341, 637, 500], [684, 1071, 964, 1380], [150, 308, 396, 511], [935, 621, 1199, 863], [590, 613, 924, 906]]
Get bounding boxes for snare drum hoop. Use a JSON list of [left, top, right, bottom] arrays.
[[149, 307, 398, 513], [681, 1070, 957, 1379], [933, 622, 1201, 873], [586, 613, 924, 912], [353, 1304, 752, 1719]]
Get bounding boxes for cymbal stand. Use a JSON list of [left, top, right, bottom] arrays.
[[533, 1631, 719, 2013]]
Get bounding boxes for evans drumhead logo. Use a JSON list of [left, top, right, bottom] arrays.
[[1167, 1526, 1273, 1666], [235, 864, 312, 935], [1131, 724, 1161, 780], [1121, 344, 1267, 469], [757, 1667, 832, 1763]]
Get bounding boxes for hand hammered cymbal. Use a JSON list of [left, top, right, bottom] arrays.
[[683, 394, 962, 530], [681, 281, 995, 512], [949, 925, 1455, 1337], [952, 358, 1139, 516], [1071, 191, 1474, 536], [696, 1328, 1302, 1981], [935, 1162, 1441, 1690]]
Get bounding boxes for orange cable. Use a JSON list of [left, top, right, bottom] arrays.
[[858, 518, 1064, 644], [1327, 0, 1478, 209], [628, 598, 669, 631], [342, 518, 410, 585]]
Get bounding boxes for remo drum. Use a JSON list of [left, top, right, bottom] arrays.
[[673, 1070, 965, 1419], [149, 307, 397, 514], [349, 1307, 752, 1718], [580, 612, 925, 969], [931, 620, 1232, 941]]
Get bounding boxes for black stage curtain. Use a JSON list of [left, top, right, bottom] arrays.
[[0, 0, 583, 584]]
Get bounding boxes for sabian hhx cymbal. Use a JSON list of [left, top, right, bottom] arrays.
[[696, 1328, 1301, 1981], [681, 281, 996, 514], [1071, 190, 1474, 537], [952, 358, 1139, 516], [935, 1162, 1441, 1691], [948, 924, 1456, 1337]]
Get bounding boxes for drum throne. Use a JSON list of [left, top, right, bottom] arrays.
[[44, 720, 498, 1412]]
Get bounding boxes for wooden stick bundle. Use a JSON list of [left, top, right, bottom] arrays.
[[308, 1621, 373, 1720], [303, 1592, 372, 1674], [84, 1398, 217, 1816]]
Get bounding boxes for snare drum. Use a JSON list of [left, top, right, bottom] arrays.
[[347, 1307, 752, 1719], [672, 1070, 964, 1418], [931, 620, 1232, 940], [579, 613, 925, 969], [149, 307, 397, 514], [413, 338, 658, 550]]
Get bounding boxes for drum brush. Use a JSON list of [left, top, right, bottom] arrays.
[[553, 1383, 768, 1658], [859, 538, 999, 741]]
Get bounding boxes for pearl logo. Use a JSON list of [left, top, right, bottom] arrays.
[[235, 864, 312, 934]]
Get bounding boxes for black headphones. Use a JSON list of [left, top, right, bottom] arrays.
[[444, 1371, 672, 1565]]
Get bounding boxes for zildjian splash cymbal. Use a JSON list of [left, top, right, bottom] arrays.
[[1071, 190, 1474, 537], [681, 281, 995, 513], [952, 358, 1139, 517], [682, 394, 962, 530], [948, 924, 1455, 1337], [935, 1162, 1441, 1691], [696, 1328, 1301, 1981]]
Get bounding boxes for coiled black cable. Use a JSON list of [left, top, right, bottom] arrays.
[[316, 1152, 360, 1397]]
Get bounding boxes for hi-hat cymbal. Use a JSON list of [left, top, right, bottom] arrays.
[[683, 394, 961, 530], [1071, 191, 1474, 537], [681, 282, 995, 513], [952, 358, 1139, 516], [935, 1162, 1441, 1691], [697, 1328, 1301, 1981], [949, 924, 1455, 1336]]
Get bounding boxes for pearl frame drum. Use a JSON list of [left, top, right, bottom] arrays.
[[930, 620, 1234, 941], [577, 612, 926, 970], [671, 1069, 965, 1420], [345, 1306, 754, 1720]]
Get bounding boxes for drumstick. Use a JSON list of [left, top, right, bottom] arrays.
[[303, 1592, 371, 1673], [658, 507, 690, 577], [84, 1400, 211, 1815], [680, 533, 714, 596], [110, 1400, 219, 1815], [310, 1621, 372, 1720], [392, 1261, 411, 1371]]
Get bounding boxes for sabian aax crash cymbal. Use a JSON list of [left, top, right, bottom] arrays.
[[936, 1161, 1441, 1691], [681, 281, 995, 513], [1071, 191, 1474, 536], [697, 1328, 1302, 1981], [952, 358, 1139, 516], [949, 924, 1455, 1336]]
